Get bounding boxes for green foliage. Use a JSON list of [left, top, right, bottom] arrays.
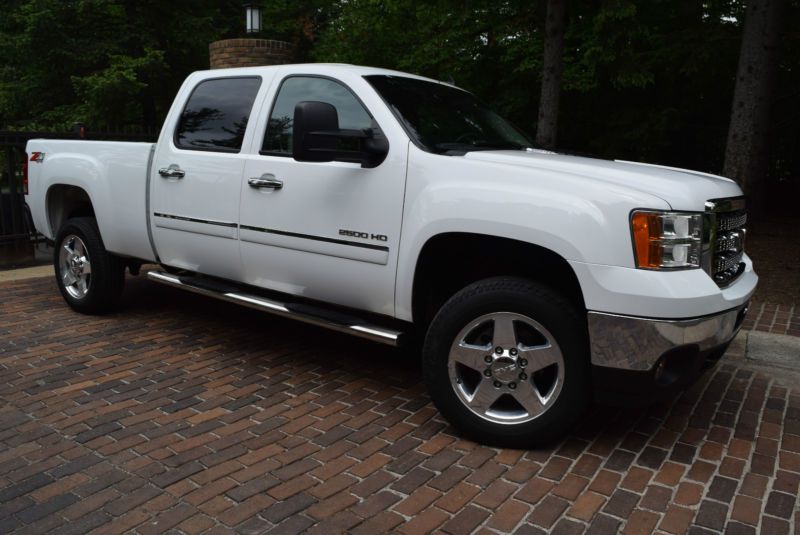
[[0, 0, 243, 130], [0, 0, 797, 194], [260, 0, 336, 60], [307, 0, 787, 179], [72, 49, 168, 126], [312, 1, 544, 122], [557, 0, 747, 169]]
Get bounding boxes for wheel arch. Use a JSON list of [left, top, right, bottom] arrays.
[[46, 184, 96, 237], [411, 232, 586, 326]]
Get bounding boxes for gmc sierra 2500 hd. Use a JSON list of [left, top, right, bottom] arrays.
[[25, 64, 756, 446]]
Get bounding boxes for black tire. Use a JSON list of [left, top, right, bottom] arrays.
[[54, 217, 125, 314], [422, 276, 590, 448]]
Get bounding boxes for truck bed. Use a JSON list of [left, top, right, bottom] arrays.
[[25, 139, 157, 262]]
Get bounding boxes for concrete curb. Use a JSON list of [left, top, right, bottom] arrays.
[[0, 265, 52, 283], [726, 329, 800, 388], [746, 330, 800, 369]]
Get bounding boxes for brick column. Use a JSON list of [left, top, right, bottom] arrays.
[[209, 39, 294, 69]]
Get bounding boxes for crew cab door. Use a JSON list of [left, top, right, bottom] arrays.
[[238, 73, 408, 316], [150, 75, 264, 280]]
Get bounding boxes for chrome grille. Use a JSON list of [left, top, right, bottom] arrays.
[[704, 198, 746, 287], [714, 231, 744, 253], [717, 211, 747, 232], [713, 250, 744, 274]]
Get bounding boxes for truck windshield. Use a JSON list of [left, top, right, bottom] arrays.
[[364, 75, 533, 155]]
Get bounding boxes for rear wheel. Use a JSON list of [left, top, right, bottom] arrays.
[[422, 277, 589, 447], [54, 217, 125, 314]]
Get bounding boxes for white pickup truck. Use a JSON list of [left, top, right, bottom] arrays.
[[25, 64, 756, 446]]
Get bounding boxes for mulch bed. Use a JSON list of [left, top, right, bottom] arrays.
[[747, 213, 800, 306]]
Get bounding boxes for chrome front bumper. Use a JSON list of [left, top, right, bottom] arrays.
[[588, 302, 749, 371]]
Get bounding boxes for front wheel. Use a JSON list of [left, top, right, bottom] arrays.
[[54, 217, 125, 314], [422, 277, 590, 447]]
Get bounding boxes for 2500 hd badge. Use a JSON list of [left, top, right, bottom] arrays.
[[339, 229, 388, 242]]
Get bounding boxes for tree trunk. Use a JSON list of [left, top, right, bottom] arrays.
[[723, 0, 785, 213], [535, 0, 567, 150]]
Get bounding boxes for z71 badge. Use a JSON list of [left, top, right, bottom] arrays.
[[339, 229, 388, 242]]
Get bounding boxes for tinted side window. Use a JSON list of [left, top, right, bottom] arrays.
[[262, 76, 372, 154], [175, 77, 262, 152]]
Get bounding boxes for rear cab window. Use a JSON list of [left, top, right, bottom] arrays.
[[174, 77, 262, 153]]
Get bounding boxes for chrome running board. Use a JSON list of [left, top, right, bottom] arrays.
[[147, 270, 403, 347]]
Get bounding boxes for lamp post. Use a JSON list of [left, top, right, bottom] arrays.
[[210, 2, 293, 70], [244, 3, 262, 34]]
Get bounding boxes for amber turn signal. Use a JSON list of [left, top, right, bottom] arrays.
[[631, 212, 662, 268]]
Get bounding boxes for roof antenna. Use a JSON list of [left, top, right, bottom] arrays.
[[444, 74, 455, 85]]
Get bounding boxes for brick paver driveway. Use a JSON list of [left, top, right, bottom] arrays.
[[1, 275, 798, 534]]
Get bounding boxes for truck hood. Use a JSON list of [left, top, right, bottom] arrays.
[[463, 150, 743, 211]]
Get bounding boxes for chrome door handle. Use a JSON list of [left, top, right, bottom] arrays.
[[248, 174, 283, 190], [158, 164, 185, 179]]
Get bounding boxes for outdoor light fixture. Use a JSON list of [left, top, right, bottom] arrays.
[[245, 3, 262, 34]]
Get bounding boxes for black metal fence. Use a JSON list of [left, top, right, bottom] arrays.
[[0, 133, 37, 244], [0, 128, 157, 266]]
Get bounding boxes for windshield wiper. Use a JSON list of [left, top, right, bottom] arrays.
[[469, 141, 527, 151], [434, 141, 528, 154]]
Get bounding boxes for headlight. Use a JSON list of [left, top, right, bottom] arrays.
[[630, 210, 702, 269]]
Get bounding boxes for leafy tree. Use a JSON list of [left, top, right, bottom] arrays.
[[724, 0, 787, 212], [260, 0, 336, 61], [536, 0, 567, 149], [0, 0, 243, 131], [313, 0, 545, 126], [558, 1, 746, 166], [312, 2, 746, 166], [0, 0, 797, 211]]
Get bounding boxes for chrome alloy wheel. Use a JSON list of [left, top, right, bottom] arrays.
[[59, 234, 92, 299], [448, 312, 565, 425]]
